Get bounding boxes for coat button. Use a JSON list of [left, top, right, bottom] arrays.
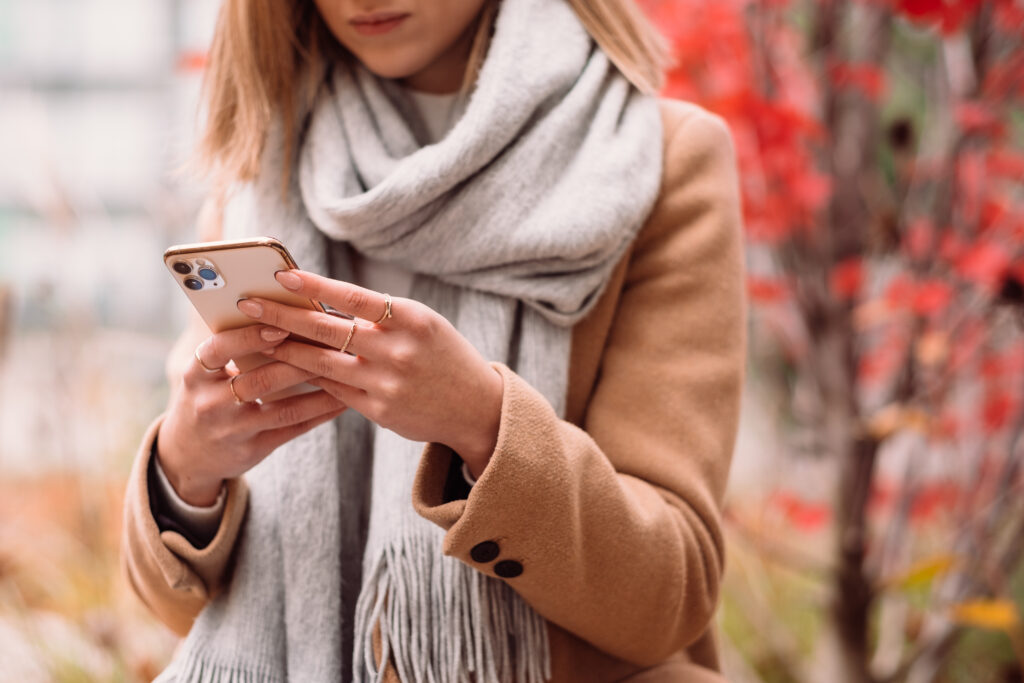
[[494, 560, 523, 578], [470, 541, 500, 563]]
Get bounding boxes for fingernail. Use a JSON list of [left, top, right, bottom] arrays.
[[237, 298, 263, 318], [261, 327, 288, 342], [260, 346, 276, 356], [276, 271, 301, 291]]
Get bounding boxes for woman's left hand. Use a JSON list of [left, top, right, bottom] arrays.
[[236, 269, 503, 478]]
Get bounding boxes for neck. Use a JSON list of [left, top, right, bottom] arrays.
[[399, 11, 483, 94]]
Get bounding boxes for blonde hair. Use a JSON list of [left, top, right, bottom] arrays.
[[197, 0, 669, 191]]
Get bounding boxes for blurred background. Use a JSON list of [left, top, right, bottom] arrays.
[[0, 0, 1022, 681], [0, 1, 214, 679]]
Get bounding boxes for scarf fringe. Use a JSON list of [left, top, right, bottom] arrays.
[[158, 650, 284, 683], [353, 524, 551, 683]]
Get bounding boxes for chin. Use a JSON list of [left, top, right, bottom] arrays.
[[350, 46, 431, 81]]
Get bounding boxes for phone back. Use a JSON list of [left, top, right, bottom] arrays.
[[164, 238, 324, 398], [164, 239, 318, 335]]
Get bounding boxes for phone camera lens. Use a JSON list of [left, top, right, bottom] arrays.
[[184, 277, 204, 291], [198, 267, 218, 281], [173, 261, 192, 275]]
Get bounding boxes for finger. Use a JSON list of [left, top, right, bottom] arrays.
[[307, 377, 372, 415], [229, 360, 319, 404], [254, 406, 347, 454], [261, 340, 374, 389], [238, 298, 383, 358], [192, 344, 228, 376], [192, 325, 290, 382], [274, 269, 393, 324], [245, 388, 347, 433]]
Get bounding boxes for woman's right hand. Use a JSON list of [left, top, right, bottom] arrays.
[[156, 324, 348, 506]]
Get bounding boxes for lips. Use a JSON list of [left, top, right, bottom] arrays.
[[349, 11, 410, 36]]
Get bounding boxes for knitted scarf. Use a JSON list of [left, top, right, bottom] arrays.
[[157, 0, 661, 681]]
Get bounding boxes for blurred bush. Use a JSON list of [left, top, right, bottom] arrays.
[[0, 476, 177, 682], [640, 0, 1024, 679]]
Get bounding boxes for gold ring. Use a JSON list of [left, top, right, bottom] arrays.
[[340, 322, 358, 354], [195, 347, 224, 373], [372, 294, 392, 325], [228, 375, 249, 405]]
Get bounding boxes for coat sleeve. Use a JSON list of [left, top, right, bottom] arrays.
[[412, 105, 747, 667], [120, 415, 249, 636], [121, 275, 251, 636]]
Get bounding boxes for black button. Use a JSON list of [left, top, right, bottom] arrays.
[[470, 541, 500, 563], [494, 560, 523, 578]]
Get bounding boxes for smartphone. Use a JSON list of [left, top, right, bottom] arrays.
[[163, 236, 328, 402]]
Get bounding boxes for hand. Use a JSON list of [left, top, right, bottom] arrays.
[[235, 270, 504, 478], [157, 324, 348, 506]]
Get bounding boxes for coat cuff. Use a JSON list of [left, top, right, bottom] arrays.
[[125, 415, 249, 597], [412, 361, 565, 560], [149, 445, 227, 548]]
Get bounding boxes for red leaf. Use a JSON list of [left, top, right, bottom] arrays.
[[941, 0, 983, 33], [912, 280, 954, 316], [904, 219, 935, 260], [859, 349, 891, 382], [896, 0, 983, 34], [910, 482, 961, 522], [988, 151, 1024, 179], [831, 257, 865, 300], [956, 243, 1011, 291], [792, 172, 832, 212], [771, 492, 831, 532], [979, 199, 1008, 232], [982, 53, 1024, 98], [747, 276, 790, 304], [885, 274, 916, 309], [829, 62, 887, 99], [982, 393, 1016, 431], [980, 353, 1005, 379], [940, 232, 964, 261], [898, 0, 944, 17], [994, 1, 1024, 33], [955, 102, 1005, 137]]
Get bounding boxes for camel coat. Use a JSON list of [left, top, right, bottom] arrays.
[[121, 98, 748, 682]]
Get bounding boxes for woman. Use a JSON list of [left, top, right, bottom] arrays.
[[121, 0, 747, 680]]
